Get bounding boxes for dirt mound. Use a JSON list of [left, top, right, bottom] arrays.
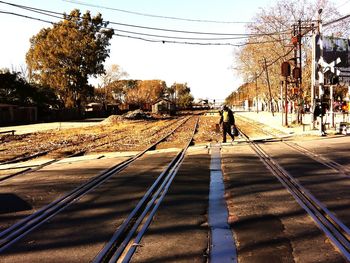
[[123, 110, 154, 120], [102, 115, 123, 123], [102, 110, 154, 123]]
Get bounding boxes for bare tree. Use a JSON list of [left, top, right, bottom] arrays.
[[234, 0, 344, 103]]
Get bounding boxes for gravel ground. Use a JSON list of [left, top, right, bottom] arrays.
[[0, 113, 224, 163]]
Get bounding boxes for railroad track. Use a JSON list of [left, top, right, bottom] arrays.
[[94, 116, 199, 262], [237, 124, 350, 260], [0, 117, 185, 183], [282, 141, 350, 176], [241, 116, 350, 176], [0, 115, 198, 260]]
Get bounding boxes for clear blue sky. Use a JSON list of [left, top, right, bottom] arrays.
[[0, 0, 348, 101]]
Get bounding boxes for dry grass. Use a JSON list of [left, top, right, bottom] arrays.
[[0, 113, 225, 163]]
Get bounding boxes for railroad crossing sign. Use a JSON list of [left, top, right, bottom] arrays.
[[318, 57, 342, 84], [318, 57, 341, 74]]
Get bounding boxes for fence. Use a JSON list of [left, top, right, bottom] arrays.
[[0, 105, 37, 126]]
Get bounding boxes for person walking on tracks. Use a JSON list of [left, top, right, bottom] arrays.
[[219, 105, 235, 143]]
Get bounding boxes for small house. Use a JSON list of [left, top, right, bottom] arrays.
[[152, 98, 175, 115]]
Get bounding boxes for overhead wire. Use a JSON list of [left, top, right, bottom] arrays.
[[61, 0, 252, 24], [0, 0, 303, 91], [324, 12, 350, 27], [0, 0, 291, 47], [0, 9, 290, 46], [113, 33, 238, 46], [0, 10, 53, 24], [0, 1, 63, 19], [113, 28, 252, 41], [250, 47, 295, 81], [0, 0, 289, 37], [108, 20, 290, 37], [113, 32, 290, 47]]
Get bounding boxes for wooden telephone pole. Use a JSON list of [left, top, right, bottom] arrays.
[[263, 58, 274, 116]]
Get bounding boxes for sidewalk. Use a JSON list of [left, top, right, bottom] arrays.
[[235, 111, 336, 137], [0, 119, 103, 135]]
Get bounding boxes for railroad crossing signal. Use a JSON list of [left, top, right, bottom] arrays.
[[291, 87, 299, 94], [281, 61, 291, 77]]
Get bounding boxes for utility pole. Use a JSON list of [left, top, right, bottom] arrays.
[[284, 78, 288, 126], [293, 20, 303, 124], [297, 19, 303, 124], [317, 9, 325, 135], [280, 81, 283, 126], [281, 62, 291, 127], [311, 21, 317, 111], [298, 19, 302, 85], [293, 24, 298, 73], [255, 72, 259, 113], [264, 58, 274, 116], [317, 10, 324, 100]]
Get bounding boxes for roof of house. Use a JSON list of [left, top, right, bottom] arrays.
[[153, 98, 172, 105]]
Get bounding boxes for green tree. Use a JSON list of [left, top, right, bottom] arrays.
[[125, 80, 166, 106], [0, 69, 61, 110], [0, 69, 34, 105], [26, 9, 114, 108], [170, 82, 194, 109], [178, 93, 194, 109]]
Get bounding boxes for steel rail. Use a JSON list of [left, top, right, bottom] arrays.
[[235, 115, 287, 140], [0, 150, 51, 165], [0, 116, 192, 253], [238, 127, 350, 260], [93, 117, 199, 263], [240, 116, 350, 176], [283, 141, 349, 176], [0, 118, 183, 183]]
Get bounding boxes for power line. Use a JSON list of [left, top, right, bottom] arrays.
[[113, 33, 239, 46], [253, 47, 294, 80], [0, 10, 53, 24], [113, 28, 253, 41], [324, 13, 350, 27], [0, 2, 290, 46], [0, 9, 289, 46], [108, 20, 287, 37], [112, 32, 289, 47], [62, 0, 252, 24], [0, 1, 63, 18], [0, 1, 287, 37]]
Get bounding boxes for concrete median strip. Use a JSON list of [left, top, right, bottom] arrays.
[[208, 143, 237, 263]]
